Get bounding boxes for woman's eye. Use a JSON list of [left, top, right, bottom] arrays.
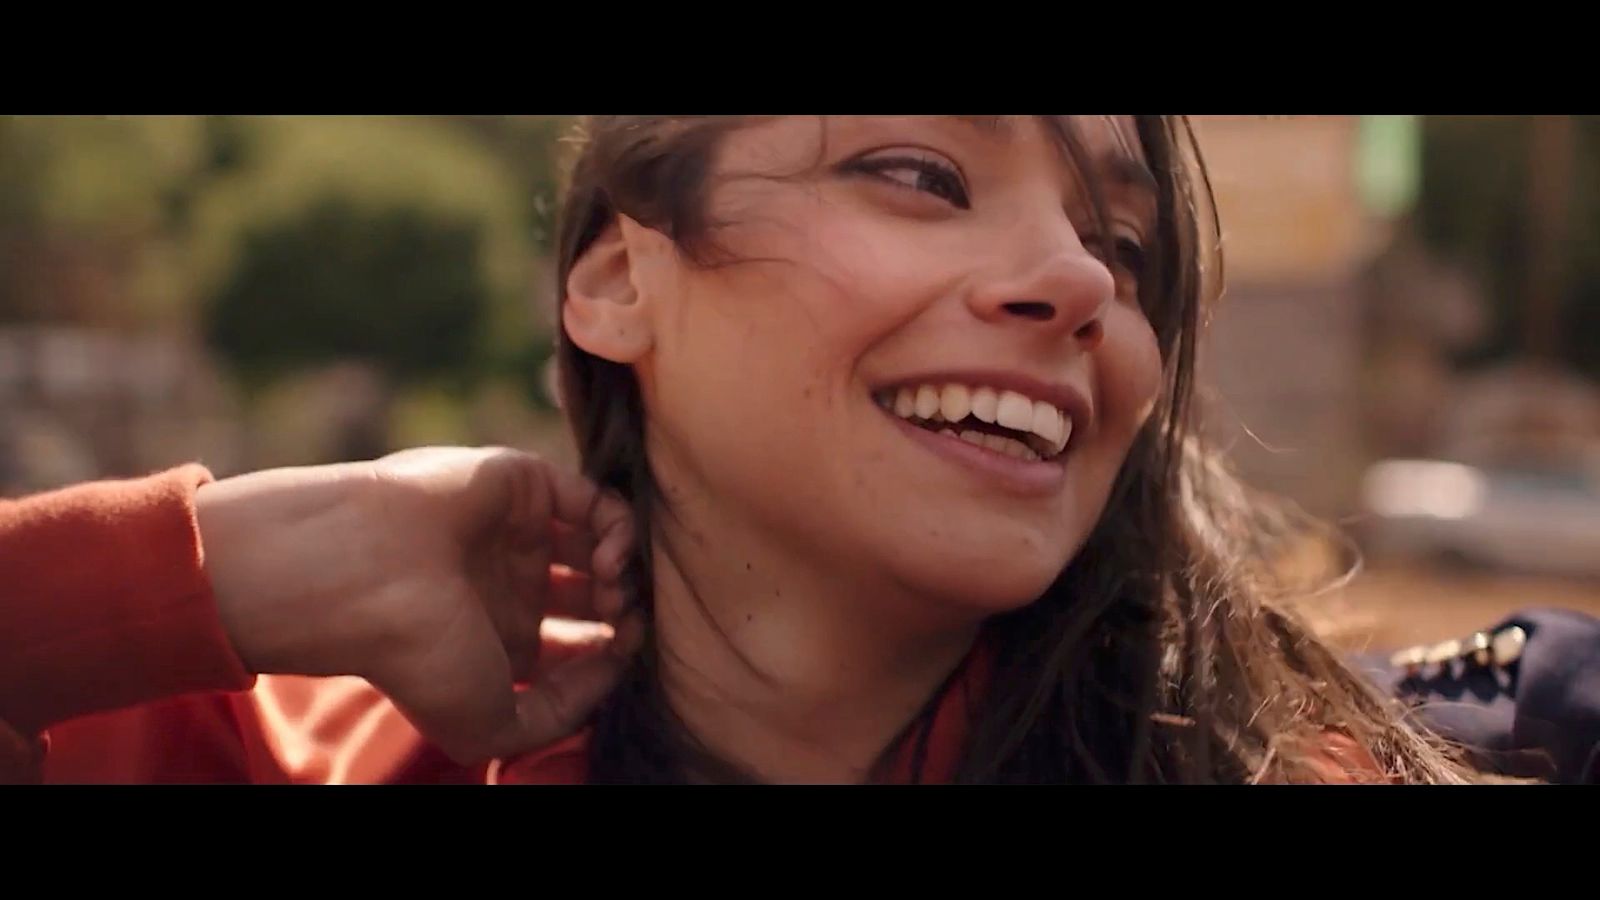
[[847, 152, 971, 209], [1086, 234, 1149, 282]]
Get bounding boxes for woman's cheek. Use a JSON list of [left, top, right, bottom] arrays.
[[1098, 310, 1164, 434]]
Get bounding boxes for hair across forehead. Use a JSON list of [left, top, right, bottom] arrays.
[[565, 115, 1162, 243], [559, 115, 1210, 363], [571, 115, 1151, 178]]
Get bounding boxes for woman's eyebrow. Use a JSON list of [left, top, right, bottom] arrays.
[[1100, 151, 1158, 197], [951, 115, 1015, 139]]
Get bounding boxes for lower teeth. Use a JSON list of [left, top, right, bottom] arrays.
[[902, 411, 1052, 461], [946, 426, 1042, 461]]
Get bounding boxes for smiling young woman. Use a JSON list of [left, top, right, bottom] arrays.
[[547, 115, 1470, 784]]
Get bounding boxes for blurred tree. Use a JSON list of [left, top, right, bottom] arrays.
[[204, 198, 489, 389], [0, 116, 206, 327], [1415, 117, 1528, 368], [1416, 116, 1600, 379], [185, 117, 558, 406], [441, 116, 573, 254], [0, 117, 46, 226], [160, 116, 261, 235], [3, 116, 581, 436], [1565, 117, 1600, 378], [205, 198, 497, 460]]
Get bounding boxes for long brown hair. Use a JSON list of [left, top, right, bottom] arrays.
[[552, 115, 1473, 784]]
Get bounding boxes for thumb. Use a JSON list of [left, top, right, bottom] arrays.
[[484, 617, 644, 761]]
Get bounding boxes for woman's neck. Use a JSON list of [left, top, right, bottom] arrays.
[[646, 518, 981, 783]]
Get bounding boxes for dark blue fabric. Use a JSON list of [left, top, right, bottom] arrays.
[[1353, 607, 1600, 784]]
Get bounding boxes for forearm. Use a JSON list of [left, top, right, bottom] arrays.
[[193, 460, 381, 677]]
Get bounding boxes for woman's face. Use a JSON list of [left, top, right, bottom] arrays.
[[611, 115, 1163, 615]]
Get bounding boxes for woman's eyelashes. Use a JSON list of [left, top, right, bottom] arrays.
[[1077, 229, 1149, 290], [1104, 234, 1149, 280], [840, 146, 1149, 291], [843, 149, 971, 209]]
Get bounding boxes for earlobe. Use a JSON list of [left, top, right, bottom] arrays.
[[563, 217, 655, 365]]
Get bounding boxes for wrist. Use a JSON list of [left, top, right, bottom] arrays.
[[195, 477, 265, 673], [194, 462, 380, 677]]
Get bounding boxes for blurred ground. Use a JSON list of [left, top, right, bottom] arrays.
[[1313, 561, 1600, 654]]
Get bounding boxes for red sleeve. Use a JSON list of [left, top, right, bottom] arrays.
[[0, 465, 255, 736], [0, 466, 486, 785]]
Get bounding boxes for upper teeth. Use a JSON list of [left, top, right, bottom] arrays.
[[883, 383, 1072, 457]]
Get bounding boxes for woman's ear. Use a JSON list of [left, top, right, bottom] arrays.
[[563, 216, 658, 365]]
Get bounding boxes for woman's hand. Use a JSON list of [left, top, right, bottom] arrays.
[[195, 446, 641, 765]]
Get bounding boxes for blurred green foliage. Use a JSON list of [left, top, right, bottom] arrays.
[[0, 116, 199, 231], [204, 198, 490, 389], [0, 114, 578, 409]]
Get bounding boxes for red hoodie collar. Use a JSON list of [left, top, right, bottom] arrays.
[[491, 638, 994, 785]]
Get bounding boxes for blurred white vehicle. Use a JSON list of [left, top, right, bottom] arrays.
[[1357, 451, 1600, 579]]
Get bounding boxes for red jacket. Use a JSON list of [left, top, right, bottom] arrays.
[[0, 466, 1376, 784]]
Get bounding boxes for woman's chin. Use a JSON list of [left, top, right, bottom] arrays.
[[889, 554, 1068, 619]]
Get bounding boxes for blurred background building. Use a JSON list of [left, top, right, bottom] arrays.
[[3, 115, 1598, 648]]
